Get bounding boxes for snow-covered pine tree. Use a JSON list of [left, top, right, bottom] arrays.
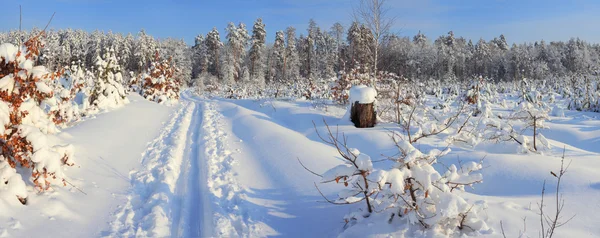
[[315, 28, 336, 79], [269, 30, 286, 83], [306, 19, 319, 80], [121, 33, 135, 73], [346, 22, 373, 73], [89, 47, 129, 111], [159, 38, 190, 88], [191, 34, 207, 80], [249, 18, 266, 86], [134, 29, 157, 73], [284, 27, 300, 83], [224, 22, 242, 84], [205, 28, 223, 78], [330, 22, 345, 73], [237, 22, 251, 83]]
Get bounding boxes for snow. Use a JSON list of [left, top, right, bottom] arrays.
[[0, 94, 174, 237], [349, 85, 377, 104], [0, 43, 18, 63], [1, 90, 599, 237], [0, 75, 14, 94]]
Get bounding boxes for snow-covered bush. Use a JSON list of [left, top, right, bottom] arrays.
[[567, 75, 600, 112], [46, 63, 86, 126], [305, 121, 489, 236], [368, 134, 489, 235], [464, 77, 483, 105], [464, 77, 496, 117], [511, 102, 551, 152], [330, 68, 373, 104], [89, 48, 129, 111], [141, 52, 180, 104], [127, 71, 141, 94], [0, 38, 75, 204]]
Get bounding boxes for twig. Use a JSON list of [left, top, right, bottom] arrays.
[[42, 12, 56, 33], [64, 179, 87, 195], [298, 158, 322, 178]]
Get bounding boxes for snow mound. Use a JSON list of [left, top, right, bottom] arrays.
[[349, 85, 377, 104]]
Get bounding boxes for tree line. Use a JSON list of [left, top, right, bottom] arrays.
[[2, 19, 599, 88]]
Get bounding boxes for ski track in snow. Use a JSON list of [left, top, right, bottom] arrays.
[[187, 94, 255, 237], [105, 93, 253, 238], [105, 100, 195, 237]]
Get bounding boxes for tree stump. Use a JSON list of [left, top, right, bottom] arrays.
[[350, 101, 376, 128]]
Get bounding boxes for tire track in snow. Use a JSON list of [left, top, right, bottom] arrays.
[[105, 101, 195, 237]]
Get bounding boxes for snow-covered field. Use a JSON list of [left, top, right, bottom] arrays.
[[1, 91, 599, 238]]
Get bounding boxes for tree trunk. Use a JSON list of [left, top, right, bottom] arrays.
[[350, 101, 377, 128]]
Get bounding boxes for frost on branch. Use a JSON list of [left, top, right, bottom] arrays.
[[0, 37, 75, 205], [141, 52, 180, 104]]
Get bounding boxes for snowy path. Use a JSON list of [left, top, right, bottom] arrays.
[[105, 93, 256, 237]]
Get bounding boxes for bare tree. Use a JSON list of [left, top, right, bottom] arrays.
[[353, 0, 396, 89], [538, 148, 575, 238]]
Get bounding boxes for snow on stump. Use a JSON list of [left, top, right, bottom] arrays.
[[349, 85, 377, 128]]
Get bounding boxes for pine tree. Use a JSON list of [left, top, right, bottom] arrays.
[[330, 22, 345, 73], [205, 27, 223, 78], [90, 48, 129, 110], [191, 34, 207, 79], [249, 18, 266, 86], [225, 22, 247, 83], [270, 30, 286, 83], [121, 33, 135, 72], [306, 19, 319, 80], [284, 27, 300, 82], [237, 22, 251, 83]]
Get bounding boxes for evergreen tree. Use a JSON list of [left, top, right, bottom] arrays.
[[90, 48, 129, 110], [285, 27, 300, 82], [205, 27, 223, 78], [269, 30, 286, 83], [249, 18, 267, 85]]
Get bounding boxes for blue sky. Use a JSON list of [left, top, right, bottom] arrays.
[[1, 0, 599, 45]]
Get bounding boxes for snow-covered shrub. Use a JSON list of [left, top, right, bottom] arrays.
[[391, 91, 462, 145], [141, 52, 180, 104], [330, 68, 374, 104], [329, 74, 351, 104], [511, 102, 550, 152], [89, 47, 129, 111], [0, 38, 75, 204], [464, 77, 497, 117], [127, 71, 141, 93], [567, 75, 600, 112], [310, 122, 376, 213], [464, 77, 483, 105], [46, 63, 86, 126], [306, 121, 489, 236], [367, 135, 489, 236]]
